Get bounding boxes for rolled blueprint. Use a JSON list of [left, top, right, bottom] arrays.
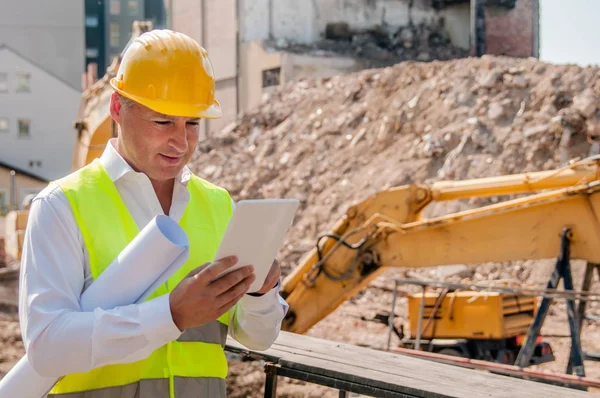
[[80, 214, 190, 310], [0, 215, 190, 398]]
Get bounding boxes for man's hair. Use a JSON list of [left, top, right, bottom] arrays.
[[117, 93, 135, 110]]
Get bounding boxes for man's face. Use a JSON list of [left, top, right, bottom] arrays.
[[109, 93, 201, 181]]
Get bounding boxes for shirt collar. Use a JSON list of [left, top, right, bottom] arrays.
[[100, 138, 192, 186]]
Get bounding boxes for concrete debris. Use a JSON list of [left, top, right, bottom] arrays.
[[428, 265, 473, 280], [523, 124, 550, 138], [505, 73, 528, 89], [487, 102, 505, 121], [588, 115, 600, 138], [480, 70, 502, 88], [573, 88, 599, 119]]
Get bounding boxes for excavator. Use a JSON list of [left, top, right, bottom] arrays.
[[5, 21, 600, 373], [278, 156, 600, 367]]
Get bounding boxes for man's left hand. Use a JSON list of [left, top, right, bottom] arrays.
[[252, 259, 281, 295]]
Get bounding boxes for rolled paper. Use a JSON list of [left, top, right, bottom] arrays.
[[80, 215, 189, 310]]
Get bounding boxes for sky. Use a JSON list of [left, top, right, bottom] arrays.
[[539, 0, 600, 67]]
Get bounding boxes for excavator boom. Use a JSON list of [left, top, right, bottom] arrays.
[[280, 157, 600, 334]]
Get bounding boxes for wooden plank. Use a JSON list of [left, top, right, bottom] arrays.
[[275, 346, 590, 398], [270, 364, 420, 398], [226, 332, 596, 398], [276, 354, 438, 398], [225, 340, 283, 364]]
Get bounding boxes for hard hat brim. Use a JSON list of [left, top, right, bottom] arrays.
[[110, 78, 223, 119]]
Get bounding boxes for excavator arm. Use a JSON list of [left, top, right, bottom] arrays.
[[280, 157, 600, 334]]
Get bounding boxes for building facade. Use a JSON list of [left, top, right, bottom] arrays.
[[0, 0, 84, 90], [85, 0, 168, 77], [170, 0, 238, 136], [84, 0, 107, 80], [485, 0, 539, 58], [168, 0, 539, 137], [0, 162, 48, 213], [0, 46, 81, 183]]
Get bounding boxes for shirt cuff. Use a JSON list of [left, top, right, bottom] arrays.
[[139, 294, 182, 344], [239, 283, 282, 314]]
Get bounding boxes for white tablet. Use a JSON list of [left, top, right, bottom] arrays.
[[212, 198, 300, 293]]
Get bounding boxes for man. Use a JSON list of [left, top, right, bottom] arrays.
[[18, 29, 288, 397]]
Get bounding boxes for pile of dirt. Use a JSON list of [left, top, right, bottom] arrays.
[[193, 54, 599, 270], [188, 54, 600, 395]]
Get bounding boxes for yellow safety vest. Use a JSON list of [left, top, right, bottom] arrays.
[[47, 159, 233, 398]]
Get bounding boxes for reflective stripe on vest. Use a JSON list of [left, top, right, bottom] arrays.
[[48, 159, 233, 398], [178, 322, 229, 345], [47, 377, 226, 398]]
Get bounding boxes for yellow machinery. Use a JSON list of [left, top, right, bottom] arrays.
[[278, 156, 600, 369], [407, 292, 538, 341], [394, 289, 554, 365], [279, 157, 600, 335]]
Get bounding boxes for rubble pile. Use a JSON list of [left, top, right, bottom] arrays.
[[274, 19, 469, 68], [192, 54, 600, 396], [192, 55, 600, 270]]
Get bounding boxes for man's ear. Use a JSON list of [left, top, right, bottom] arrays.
[[109, 92, 122, 123]]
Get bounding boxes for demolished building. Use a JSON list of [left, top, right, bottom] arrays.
[[165, 0, 540, 136]]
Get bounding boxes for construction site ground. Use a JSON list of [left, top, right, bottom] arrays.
[[2, 54, 600, 397]]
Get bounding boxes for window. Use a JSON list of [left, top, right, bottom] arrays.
[[262, 67, 281, 88], [0, 118, 7, 131], [127, 0, 138, 15], [85, 15, 99, 27], [28, 160, 42, 168], [0, 190, 7, 209], [18, 119, 30, 138], [110, 0, 121, 15], [16, 72, 31, 92], [86, 48, 99, 58], [0, 73, 7, 92], [110, 23, 120, 47]]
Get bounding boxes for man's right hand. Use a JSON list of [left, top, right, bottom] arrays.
[[169, 256, 255, 331]]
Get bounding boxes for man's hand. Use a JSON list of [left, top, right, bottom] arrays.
[[169, 256, 255, 331], [251, 259, 281, 295]]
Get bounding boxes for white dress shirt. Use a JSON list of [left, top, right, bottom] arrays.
[[18, 138, 288, 378]]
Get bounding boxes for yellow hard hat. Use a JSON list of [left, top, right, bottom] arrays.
[[110, 29, 222, 119]]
